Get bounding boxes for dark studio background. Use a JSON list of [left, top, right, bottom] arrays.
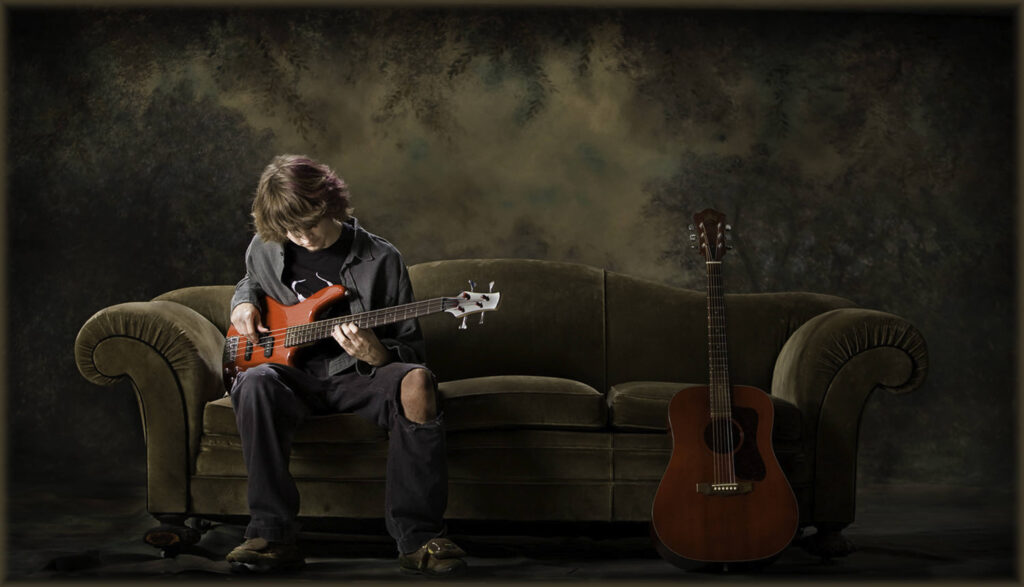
[[6, 6, 1014, 511]]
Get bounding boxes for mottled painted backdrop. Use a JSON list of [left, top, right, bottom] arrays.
[[8, 9, 1014, 492]]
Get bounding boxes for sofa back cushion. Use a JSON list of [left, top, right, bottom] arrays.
[[605, 271, 856, 392], [409, 259, 606, 392]]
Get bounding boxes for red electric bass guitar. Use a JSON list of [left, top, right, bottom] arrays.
[[651, 209, 798, 571], [222, 283, 501, 389]]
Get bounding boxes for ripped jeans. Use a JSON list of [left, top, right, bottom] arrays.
[[229, 361, 448, 554]]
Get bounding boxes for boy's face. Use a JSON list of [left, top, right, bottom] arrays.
[[286, 216, 342, 252]]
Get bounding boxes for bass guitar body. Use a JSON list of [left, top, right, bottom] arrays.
[[224, 284, 350, 379], [222, 283, 502, 390], [652, 383, 798, 568]]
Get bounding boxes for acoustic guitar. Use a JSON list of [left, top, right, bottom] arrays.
[[222, 282, 500, 389], [651, 209, 798, 571]]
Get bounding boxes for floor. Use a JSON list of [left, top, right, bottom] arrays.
[[5, 481, 1015, 582]]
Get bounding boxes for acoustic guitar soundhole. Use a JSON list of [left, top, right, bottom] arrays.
[[703, 419, 743, 454]]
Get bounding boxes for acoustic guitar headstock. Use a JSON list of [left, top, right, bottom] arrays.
[[689, 208, 731, 263]]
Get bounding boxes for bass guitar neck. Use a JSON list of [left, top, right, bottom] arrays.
[[222, 283, 500, 389]]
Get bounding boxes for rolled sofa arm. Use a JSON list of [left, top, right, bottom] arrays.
[[770, 308, 928, 526], [74, 300, 226, 514]]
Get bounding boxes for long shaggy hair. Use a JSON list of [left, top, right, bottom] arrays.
[[251, 154, 353, 243]]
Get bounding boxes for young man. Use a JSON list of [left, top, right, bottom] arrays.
[[224, 154, 466, 575]]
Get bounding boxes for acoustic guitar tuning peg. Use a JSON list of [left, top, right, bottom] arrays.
[[459, 316, 468, 330], [468, 280, 477, 292], [488, 281, 495, 293]]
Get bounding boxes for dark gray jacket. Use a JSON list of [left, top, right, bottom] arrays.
[[230, 217, 425, 376]]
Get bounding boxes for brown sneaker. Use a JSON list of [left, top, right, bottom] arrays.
[[226, 537, 305, 573], [398, 537, 467, 576]]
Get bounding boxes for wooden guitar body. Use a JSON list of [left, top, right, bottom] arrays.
[[652, 383, 798, 567], [650, 208, 798, 571]]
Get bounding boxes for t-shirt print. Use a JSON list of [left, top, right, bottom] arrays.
[[291, 272, 335, 302]]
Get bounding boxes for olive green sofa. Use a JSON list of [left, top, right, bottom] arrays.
[[74, 258, 928, 556]]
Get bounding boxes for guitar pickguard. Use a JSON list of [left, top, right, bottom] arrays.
[[701, 406, 767, 481]]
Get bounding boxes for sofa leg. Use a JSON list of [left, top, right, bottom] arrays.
[[143, 515, 203, 557], [799, 523, 855, 559]]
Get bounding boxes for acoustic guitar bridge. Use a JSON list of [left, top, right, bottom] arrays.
[[696, 482, 753, 496]]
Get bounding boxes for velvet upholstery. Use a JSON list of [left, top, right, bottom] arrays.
[[75, 300, 225, 513], [153, 286, 236, 334], [605, 272, 856, 392], [203, 396, 386, 442], [75, 258, 928, 537], [607, 381, 803, 442], [407, 259, 606, 392], [770, 308, 928, 525], [439, 376, 607, 431]]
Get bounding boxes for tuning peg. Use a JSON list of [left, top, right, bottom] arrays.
[[725, 224, 732, 232], [480, 283, 493, 325], [459, 316, 468, 330], [468, 280, 477, 292]]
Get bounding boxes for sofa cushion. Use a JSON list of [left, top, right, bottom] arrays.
[[607, 381, 802, 441], [439, 375, 607, 432], [203, 396, 386, 442], [204, 374, 607, 440]]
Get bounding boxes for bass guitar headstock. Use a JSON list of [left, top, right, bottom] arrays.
[[689, 208, 731, 263], [445, 280, 501, 330]]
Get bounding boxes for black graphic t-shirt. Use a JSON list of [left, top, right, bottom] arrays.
[[281, 228, 353, 375]]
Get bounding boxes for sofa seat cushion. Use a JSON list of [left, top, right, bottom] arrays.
[[608, 381, 802, 442], [439, 375, 607, 432], [203, 396, 386, 442]]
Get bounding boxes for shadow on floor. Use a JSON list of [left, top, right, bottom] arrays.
[[6, 482, 1014, 581]]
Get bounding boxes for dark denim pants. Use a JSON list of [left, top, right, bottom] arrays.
[[229, 362, 448, 554]]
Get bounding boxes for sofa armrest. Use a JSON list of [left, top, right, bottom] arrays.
[[770, 308, 928, 527], [74, 299, 226, 514]]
